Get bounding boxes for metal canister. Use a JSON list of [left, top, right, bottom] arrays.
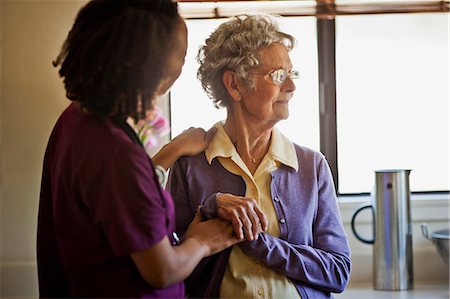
[[351, 169, 414, 290]]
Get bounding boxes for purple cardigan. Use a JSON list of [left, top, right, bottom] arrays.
[[167, 144, 351, 299]]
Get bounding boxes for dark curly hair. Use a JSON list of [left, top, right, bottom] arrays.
[[53, 0, 180, 122]]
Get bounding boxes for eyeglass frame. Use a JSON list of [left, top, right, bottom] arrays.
[[248, 68, 300, 86]]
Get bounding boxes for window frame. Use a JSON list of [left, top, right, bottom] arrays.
[[175, 0, 450, 196]]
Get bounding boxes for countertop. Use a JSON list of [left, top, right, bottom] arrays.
[[335, 283, 449, 299]]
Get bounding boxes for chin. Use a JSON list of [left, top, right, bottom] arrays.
[[273, 103, 289, 118], [277, 109, 290, 120], [271, 114, 289, 125]]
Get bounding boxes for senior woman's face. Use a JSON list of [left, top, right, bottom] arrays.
[[239, 43, 296, 125]]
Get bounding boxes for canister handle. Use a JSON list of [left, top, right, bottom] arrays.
[[351, 203, 375, 244], [421, 223, 431, 240]]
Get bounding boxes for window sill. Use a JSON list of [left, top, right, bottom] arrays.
[[338, 193, 450, 224]]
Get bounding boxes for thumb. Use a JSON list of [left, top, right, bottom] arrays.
[[204, 127, 217, 142], [191, 211, 203, 225]]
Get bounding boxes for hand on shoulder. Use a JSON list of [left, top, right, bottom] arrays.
[[171, 127, 217, 157], [152, 127, 217, 170]]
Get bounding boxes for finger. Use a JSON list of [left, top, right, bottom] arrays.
[[238, 207, 254, 241], [247, 206, 260, 239], [204, 127, 217, 142], [254, 206, 269, 232], [226, 224, 245, 245], [221, 207, 244, 239], [228, 212, 244, 239], [244, 199, 262, 238]]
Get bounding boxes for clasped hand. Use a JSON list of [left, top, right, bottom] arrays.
[[216, 193, 268, 241]]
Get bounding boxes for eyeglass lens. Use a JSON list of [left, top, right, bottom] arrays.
[[270, 69, 300, 85]]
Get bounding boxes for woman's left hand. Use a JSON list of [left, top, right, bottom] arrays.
[[215, 193, 269, 241]]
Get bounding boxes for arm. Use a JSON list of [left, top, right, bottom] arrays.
[[239, 158, 351, 293], [239, 233, 350, 293], [131, 212, 241, 289], [90, 131, 235, 290]]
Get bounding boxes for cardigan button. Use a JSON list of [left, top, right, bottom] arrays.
[[279, 218, 286, 224], [274, 196, 280, 202]]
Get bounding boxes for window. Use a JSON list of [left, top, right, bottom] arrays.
[[170, 19, 226, 137], [168, 2, 449, 195], [170, 17, 320, 151], [335, 13, 449, 193]]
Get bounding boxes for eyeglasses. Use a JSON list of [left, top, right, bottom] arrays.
[[249, 68, 300, 86]]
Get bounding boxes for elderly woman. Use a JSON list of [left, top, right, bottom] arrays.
[[167, 14, 351, 299]]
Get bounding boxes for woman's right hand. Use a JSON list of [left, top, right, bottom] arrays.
[[184, 212, 242, 256], [215, 193, 268, 241]]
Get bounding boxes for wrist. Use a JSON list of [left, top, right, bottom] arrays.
[[183, 236, 209, 258], [167, 138, 184, 158], [152, 142, 182, 170], [199, 193, 219, 219]]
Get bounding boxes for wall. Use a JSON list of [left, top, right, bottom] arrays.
[[1, 1, 86, 297], [0, 1, 448, 298]]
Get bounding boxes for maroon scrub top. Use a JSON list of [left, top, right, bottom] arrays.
[[37, 103, 184, 298]]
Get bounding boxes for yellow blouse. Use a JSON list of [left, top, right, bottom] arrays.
[[205, 123, 300, 299]]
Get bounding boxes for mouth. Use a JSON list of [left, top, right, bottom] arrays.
[[276, 94, 293, 103], [276, 100, 290, 104]]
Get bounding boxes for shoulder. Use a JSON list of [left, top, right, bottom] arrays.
[[55, 104, 148, 166], [176, 152, 209, 168], [275, 142, 331, 183], [292, 143, 326, 164]]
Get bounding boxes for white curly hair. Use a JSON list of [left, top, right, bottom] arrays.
[[197, 14, 296, 109]]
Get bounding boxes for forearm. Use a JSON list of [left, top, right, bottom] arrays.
[[151, 142, 182, 170], [239, 234, 351, 293], [162, 238, 209, 286], [132, 236, 209, 289]]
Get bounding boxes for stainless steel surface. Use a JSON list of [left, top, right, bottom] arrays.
[[334, 283, 449, 299], [421, 223, 450, 265], [351, 169, 414, 291], [373, 169, 414, 291]]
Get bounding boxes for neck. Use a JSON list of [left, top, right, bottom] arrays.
[[224, 110, 272, 169]]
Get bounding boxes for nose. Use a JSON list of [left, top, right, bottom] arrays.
[[282, 76, 296, 93]]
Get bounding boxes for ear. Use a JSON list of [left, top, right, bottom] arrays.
[[222, 70, 241, 102]]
